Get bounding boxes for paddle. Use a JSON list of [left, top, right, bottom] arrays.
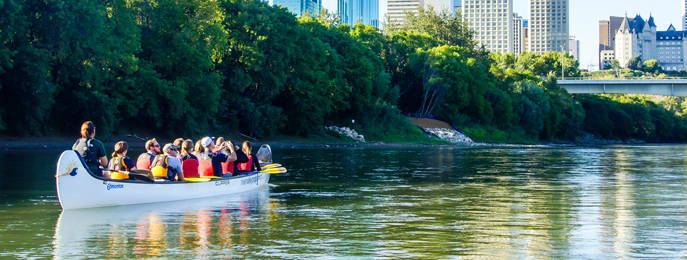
[[184, 178, 211, 182], [263, 167, 287, 174], [262, 163, 282, 169], [129, 172, 155, 183], [240, 167, 287, 175], [102, 168, 155, 183]]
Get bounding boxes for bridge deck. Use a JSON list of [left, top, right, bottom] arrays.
[[558, 79, 687, 97]]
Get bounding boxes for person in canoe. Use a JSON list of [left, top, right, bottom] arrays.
[[150, 143, 185, 181], [108, 141, 136, 180], [216, 138, 248, 176], [193, 140, 204, 157], [173, 138, 184, 160], [180, 139, 199, 178], [136, 138, 160, 169], [238, 141, 261, 172], [198, 137, 237, 177], [73, 121, 108, 177]]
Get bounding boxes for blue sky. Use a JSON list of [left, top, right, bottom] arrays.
[[321, 0, 683, 70]]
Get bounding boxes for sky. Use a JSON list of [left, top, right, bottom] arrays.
[[320, 0, 684, 70]]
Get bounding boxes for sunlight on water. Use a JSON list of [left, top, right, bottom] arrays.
[[1, 145, 687, 258]]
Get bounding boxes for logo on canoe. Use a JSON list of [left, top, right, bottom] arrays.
[[105, 183, 124, 190], [63, 161, 78, 177], [241, 175, 261, 186], [215, 180, 231, 186]]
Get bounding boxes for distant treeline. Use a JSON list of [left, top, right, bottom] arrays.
[[1, 0, 685, 142]]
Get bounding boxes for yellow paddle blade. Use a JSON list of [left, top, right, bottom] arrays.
[[262, 163, 282, 169], [200, 176, 221, 179], [185, 178, 211, 182], [260, 167, 287, 174]]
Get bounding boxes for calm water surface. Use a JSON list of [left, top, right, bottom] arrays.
[[1, 145, 687, 259]]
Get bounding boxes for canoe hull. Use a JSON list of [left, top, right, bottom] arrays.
[[56, 150, 271, 210]]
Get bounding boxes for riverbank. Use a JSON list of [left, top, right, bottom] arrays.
[[0, 132, 653, 151]]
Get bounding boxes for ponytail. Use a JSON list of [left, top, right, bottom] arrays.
[[242, 141, 252, 155], [80, 121, 95, 139], [112, 141, 128, 158]]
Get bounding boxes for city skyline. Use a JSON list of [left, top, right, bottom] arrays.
[[319, 0, 683, 70]]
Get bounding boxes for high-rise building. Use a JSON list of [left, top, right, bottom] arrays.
[[273, 0, 321, 17], [453, 0, 462, 14], [598, 16, 624, 70], [513, 13, 524, 56], [425, 0, 452, 12], [387, 0, 424, 25], [339, 0, 379, 27], [462, 0, 514, 53], [683, 0, 686, 30], [569, 34, 579, 61], [523, 19, 529, 53], [528, 0, 569, 55]]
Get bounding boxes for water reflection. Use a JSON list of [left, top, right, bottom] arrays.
[[2, 146, 687, 258], [52, 187, 274, 259]]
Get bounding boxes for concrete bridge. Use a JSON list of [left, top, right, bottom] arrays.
[[558, 78, 687, 97]]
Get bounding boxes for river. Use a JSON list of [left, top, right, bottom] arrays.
[[1, 145, 687, 258]]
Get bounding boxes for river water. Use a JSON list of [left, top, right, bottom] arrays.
[[1, 145, 687, 259]]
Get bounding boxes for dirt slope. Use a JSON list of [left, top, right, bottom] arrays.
[[409, 117, 453, 130]]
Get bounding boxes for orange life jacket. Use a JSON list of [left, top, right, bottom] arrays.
[[221, 161, 234, 175], [136, 153, 154, 170], [198, 154, 214, 177], [238, 154, 253, 171]]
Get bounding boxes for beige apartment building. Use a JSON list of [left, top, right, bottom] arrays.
[[388, 0, 425, 25], [462, 0, 514, 53], [528, 0, 569, 54]]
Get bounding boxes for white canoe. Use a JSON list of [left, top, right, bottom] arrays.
[[55, 145, 273, 210]]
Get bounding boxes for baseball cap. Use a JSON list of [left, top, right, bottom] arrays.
[[201, 137, 214, 147], [163, 143, 180, 153]]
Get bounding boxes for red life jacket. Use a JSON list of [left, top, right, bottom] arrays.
[[238, 154, 253, 171], [198, 154, 214, 177], [182, 158, 199, 178]]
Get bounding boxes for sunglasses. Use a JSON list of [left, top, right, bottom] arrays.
[[153, 144, 160, 147]]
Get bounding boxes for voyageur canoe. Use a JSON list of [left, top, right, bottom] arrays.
[[55, 144, 274, 210]]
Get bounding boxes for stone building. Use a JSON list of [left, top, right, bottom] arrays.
[[615, 14, 686, 71]]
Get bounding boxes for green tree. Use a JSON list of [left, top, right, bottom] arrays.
[[124, 0, 227, 137], [416, 46, 493, 124], [382, 32, 439, 113], [400, 6, 477, 49], [0, 0, 42, 132], [626, 55, 643, 71], [643, 59, 661, 75], [609, 59, 621, 71]]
